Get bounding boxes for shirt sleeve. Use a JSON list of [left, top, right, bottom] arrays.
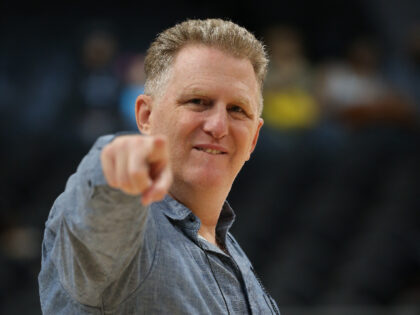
[[41, 134, 150, 308]]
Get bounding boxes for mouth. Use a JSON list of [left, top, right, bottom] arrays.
[[193, 146, 227, 155]]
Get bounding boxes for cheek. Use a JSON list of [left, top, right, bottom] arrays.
[[150, 110, 178, 136], [166, 116, 198, 153], [177, 112, 203, 135], [149, 109, 165, 133], [234, 125, 256, 150]]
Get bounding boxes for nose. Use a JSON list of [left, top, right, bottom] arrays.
[[202, 104, 228, 139]]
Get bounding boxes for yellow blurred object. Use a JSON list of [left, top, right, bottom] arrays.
[[263, 88, 319, 128]]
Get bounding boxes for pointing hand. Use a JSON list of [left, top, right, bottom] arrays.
[[101, 135, 172, 205]]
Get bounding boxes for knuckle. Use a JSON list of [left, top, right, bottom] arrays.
[[117, 176, 130, 188], [102, 145, 113, 159], [135, 136, 146, 144], [137, 178, 151, 192], [128, 136, 145, 150], [128, 167, 147, 180]]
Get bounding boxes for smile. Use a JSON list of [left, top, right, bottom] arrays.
[[194, 147, 227, 155]]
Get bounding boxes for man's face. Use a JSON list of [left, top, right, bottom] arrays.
[[140, 44, 263, 194]]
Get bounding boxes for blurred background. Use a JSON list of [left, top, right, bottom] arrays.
[[1, 0, 419, 314]]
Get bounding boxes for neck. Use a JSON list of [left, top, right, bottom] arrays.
[[169, 181, 230, 245]]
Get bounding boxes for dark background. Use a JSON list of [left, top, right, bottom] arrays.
[[1, 0, 419, 314]]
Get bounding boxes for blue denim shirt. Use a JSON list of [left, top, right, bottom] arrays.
[[38, 135, 280, 314]]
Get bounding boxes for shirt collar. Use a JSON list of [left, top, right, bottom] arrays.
[[154, 194, 192, 221], [153, 194, 236, 244], [216, 200, 236, 245]]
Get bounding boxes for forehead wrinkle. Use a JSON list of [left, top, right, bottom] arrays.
[[169, 45, 261, 113], [182, 79, 255, 103]]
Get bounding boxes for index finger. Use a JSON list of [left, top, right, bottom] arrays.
[[141, 165, 172, 205], [141, 137, 172, 205], [147, 136, 168, 163]]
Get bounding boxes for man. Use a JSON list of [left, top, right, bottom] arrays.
[[39, 19, 280, 314]]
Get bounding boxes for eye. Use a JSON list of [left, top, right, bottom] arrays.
[[189, 98, 206, 106], [228, 105, 248, 116], [229, 105, 246, 114], [186, 98, 212, 111]]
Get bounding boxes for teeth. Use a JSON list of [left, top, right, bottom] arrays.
[[197, 148, 222, 154], [204, 148, 221, 154]]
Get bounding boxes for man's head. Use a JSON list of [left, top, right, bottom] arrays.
[[136, 19, 267, 199], [144, 18, 268, 114]]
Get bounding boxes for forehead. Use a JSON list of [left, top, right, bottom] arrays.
[[163, 44, 260, 108]]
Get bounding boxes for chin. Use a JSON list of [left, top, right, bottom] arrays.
[[184, 168, 229, 190]]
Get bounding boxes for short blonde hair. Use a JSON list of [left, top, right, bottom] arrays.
[[144, 19, 268, 113]]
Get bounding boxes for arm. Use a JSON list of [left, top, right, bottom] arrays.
[[41, 134, 171, 308]]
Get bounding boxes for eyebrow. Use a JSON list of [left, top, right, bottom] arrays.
[[180, 87, 254, 110]]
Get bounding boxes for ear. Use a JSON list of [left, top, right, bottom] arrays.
[[246, 118, 264, 161], [135, 94, 153, 135]]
